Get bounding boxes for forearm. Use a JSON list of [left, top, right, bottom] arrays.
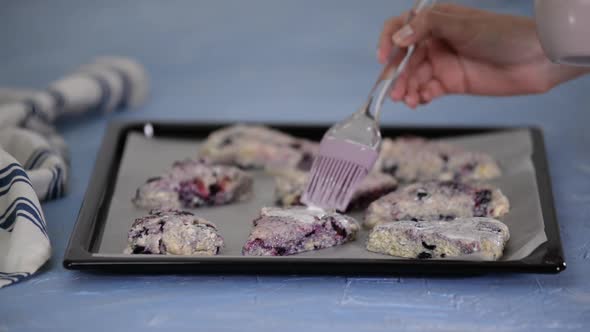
[[463, 15, 590, 96], [532, 20, 590, 90]]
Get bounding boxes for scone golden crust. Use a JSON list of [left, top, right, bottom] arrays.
[[199, 125, 318, 170], [242, 207, 359, 256], [273, 169, 397, 211], [125, 209, 224, 256], [364, 180, 510, 229], [366, 218, 510, 261], [375, 137, 501, 183]]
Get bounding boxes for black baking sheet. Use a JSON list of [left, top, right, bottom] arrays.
[[63, 121, 566, 274]]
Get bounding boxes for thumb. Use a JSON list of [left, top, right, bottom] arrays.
[[392, 4, 470, 47]]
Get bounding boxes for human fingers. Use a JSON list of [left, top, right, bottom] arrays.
[[392, 4, 473, 48], [377, 12, 409, 64], [390, 41, 426, 101], [420, 79, 446, 103]]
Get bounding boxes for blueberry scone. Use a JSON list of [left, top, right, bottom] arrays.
[[125, 209, 224, 255], [273, 169, 397, 210], [375, 137, 501, 183], [242, 207, 360, 256], [364, 180, 510, 228], [199, 125, 318, 170], [366, 218, 510, 261], [133, 158, 253, 209]]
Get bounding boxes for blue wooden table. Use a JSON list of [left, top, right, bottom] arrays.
[[1, 1, 589, 331]]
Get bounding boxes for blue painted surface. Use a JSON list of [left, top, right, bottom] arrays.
[[1, 1, 589, 331]]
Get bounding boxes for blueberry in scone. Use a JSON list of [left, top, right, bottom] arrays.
[[364, 180, 510, 228], [273, 169, 397, 211], [242, 207, 360, 256], [366, 217, 510, 261], [125, 209, 224, 255], [133, 158, 253, 209], [199, 125, 318, 170], [375, 137, 501, 183]]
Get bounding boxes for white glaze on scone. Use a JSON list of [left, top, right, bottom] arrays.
[[125, 209, 224, 256], [364, 180, 510, 228], [366, 217, 510, 261], [242, 207, 359, 256], [199, 125, 318, 170]]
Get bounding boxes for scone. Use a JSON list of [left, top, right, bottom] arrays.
[[125, 209, 224, 255], [199, 125, 318, 170], [364, 180, 510, 228], [273, 169, 397, 210], [366, 218, 510, 261], [242, 207, 359, 256], [375, 137, 501, 183], [133, 158, 253, 209]]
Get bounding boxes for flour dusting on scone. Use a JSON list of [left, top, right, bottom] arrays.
[[242, 207, 359, 256], [273, 169, 397, 210], [199, 125, 318, 170], [375, 137, 501, 183], [125, 209, 224, 255], [133, 158, 253, 209], [364, 180, 510, 229], [366, 218, 510, 261]]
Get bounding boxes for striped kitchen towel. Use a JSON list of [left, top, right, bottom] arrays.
[[0, 57, 149, 288]]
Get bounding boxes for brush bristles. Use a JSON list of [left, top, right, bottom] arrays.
[[302, 155, 370, 212], [302, 136, 379, 211]]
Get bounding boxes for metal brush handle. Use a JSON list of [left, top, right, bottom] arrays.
[[363, 0, 437, 125]]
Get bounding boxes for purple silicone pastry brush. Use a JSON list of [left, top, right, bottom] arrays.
[[301, 0, 436, 211]]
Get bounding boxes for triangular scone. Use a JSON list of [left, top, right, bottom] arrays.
[[242, 207, 359, 256], [367, 217, 510, 261], [365, 180, 510, 229], [374, 137, 501, 183], [125, 209, 224, 256], [133, 158, 253, 209], [199, 125, 318, 170]]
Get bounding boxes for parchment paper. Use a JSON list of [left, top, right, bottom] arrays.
[[96, 129, 547, 261]]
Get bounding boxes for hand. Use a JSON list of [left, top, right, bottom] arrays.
[[377, 4, 589, 108]]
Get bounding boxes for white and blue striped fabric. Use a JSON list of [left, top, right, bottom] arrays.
[[0, 57, 148, 288]]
